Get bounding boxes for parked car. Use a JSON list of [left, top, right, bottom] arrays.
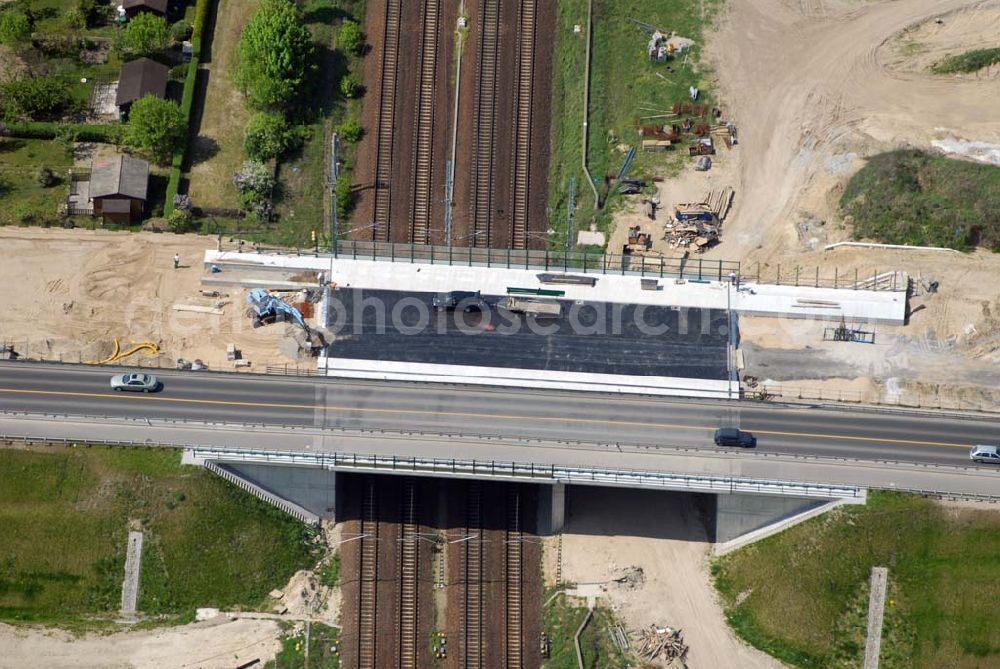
[[110, 373, 160, 393], [433, 290, 482, 311], [714, 427, 756, 448], [969, 444, 1000, 464]]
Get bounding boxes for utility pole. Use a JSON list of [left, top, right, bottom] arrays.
[[566, 176, 576, 251], [304, 620, 311, 669]]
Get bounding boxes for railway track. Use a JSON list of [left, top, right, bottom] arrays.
[[398, 480, 419, 668], [470, 0, 501, 248], [509, 0, 537, 251], [505, 486, 523, 668], [356, 482, 379, 669], [462, 482, 484, 669], [372, 0, 402, 241], [408, 0, 441, 244]]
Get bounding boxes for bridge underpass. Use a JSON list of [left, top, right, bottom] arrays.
[[181, 446, 867, 548]]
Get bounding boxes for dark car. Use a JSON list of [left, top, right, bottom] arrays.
[[714, 427, 756, 448], [433, 290, 482, 311]]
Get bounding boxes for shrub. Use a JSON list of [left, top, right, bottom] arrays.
[[122, 13, 170, 56], [339, 73, 362, 99], [232, 0, 314, 110], [335, 171, 352, 218], [233, 160, 275, 220], [244, 111, 301, 161], [0, 11, 30, 47], [167, 208, 193, 232], [1, 77, 76, 120], [931, 47, 1000, 74], [123, 95, 187, 163], [35, 165, 56, 187], [170, 19, 193, 42], [337, 20, 362, 55], [337, 117, 361, 142]]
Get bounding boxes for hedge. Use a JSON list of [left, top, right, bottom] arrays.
[[164, 0, 211, 216], [2, 121, 120, 143]]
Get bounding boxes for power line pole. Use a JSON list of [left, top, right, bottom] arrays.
[[329, 133, 340, 256], [566, 176, 576, 251]]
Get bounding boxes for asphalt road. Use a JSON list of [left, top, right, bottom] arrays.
[[0, 362, 996, 468]]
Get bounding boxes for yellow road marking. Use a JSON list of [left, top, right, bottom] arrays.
[[0, 387, 970, 448]]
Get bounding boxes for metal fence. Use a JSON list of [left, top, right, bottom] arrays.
[[311, 239, 743, 280], [753, 384, 1000, 415]]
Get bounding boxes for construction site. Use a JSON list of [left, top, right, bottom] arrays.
[[350, 0, 555, 249], [3, 0, 1000, 666]]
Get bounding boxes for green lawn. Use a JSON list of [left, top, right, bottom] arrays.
[[266, 622, 341, 669], [712, 492, 1000, 669], [0, 445, 317, 626], [542, 591, 629, 668], [546, 0, 720, 245], [840, 149, 1000, 250], [0, 138, 73, 225]]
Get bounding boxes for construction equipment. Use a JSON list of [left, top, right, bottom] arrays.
[[245, 288, 307, 329]]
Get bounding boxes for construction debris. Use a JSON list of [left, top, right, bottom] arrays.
[[663, 187, 734, 252], [634, 625, 688, 664]]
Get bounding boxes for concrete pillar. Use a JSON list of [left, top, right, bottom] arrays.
[[537, 482, 566, 535]]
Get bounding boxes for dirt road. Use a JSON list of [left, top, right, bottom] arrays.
[[551, 488, 783, 669]]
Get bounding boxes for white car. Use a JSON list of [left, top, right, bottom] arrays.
[[969, 445, 1000, 464], [110, 373, 160, 393]]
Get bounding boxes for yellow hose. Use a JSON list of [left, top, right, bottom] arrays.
[[89, 339, 160, 364]]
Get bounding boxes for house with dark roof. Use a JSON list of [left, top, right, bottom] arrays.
[[90, 155, 150, 224], [115, 58, 168, 118], [122, 0, 168, 18]]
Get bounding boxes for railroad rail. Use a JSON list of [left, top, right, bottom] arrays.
[[505, 486, 523, 668], [357, 481, 380, 669], [463, 481, 484, 668], [509, 0, 537, 251], [408, 0, 441, 244], [372, 0, 402, 241], [398, 480, 419, 668], [470, 0, 501, 248]]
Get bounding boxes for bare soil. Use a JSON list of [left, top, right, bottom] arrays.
[[546, 488, 783, 669], [0, 227, 299, 371], [0, 618, 284, 669]]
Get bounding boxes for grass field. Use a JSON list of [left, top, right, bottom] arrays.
[[840, 149, 1000, 250], [712, 492, 1000, 669], [186, 0, 260, 209], [0, 138, 73, 225], [931, 47, 1000, 74], [0, 445, 317, 626], [542, 591, 629, 668], [546, 0, 720, 245]]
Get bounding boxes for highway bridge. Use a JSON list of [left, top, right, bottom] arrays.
[[1, 361, 998, 542]]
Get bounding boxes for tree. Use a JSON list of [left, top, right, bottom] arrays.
[[77, 0, 105, 29], [1, 77, 76, 120], [0, 11, 31, 47], [123, 95, 186, 163], [170, 19, 193, 42], [122, 13, 170, 56], [337, 117, 361, 142], [244, 111, 300, 161], [233, 160, 275, 220], [337, 20, 362, 55], [233, 0, 314, 110]]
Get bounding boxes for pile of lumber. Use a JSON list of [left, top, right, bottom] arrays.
[[635, 625, 688, 664]]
